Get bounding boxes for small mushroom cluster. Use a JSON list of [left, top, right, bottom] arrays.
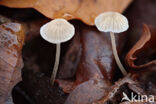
[[40, 12, 129, 85]]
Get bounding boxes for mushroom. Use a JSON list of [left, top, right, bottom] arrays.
[[95, 12, 129, 76], [40, 18, 75, 85]]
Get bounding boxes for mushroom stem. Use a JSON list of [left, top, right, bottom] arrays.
[[110, 32, 127, 76], [51, 43, 61, 85]]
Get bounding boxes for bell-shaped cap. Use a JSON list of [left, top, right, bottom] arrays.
[[95, 12, 129, 33], [40, 18, 75, 44]]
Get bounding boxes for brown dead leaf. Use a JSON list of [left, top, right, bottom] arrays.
[[131, 66, 156, 95], [126, 24, 156, 69], [57, 22, 126, 93], [93, 69, 156, 104], [75, 24, 126, 85], [92, 75, 147, 104], [0, 23, 25, 103], [0, 0, 132, 25], [65, 79, 111, 104]]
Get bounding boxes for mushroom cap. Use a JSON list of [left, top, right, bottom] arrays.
[[40, 18, 75, 44], [95, 12, 129, 33]]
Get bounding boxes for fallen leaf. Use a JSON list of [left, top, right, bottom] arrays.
[[0, 9, 50, 42], [131, 66, 156, 95], [126, 24, 156, 69], [0, 0, 132, 25], [65, 79, 111, 104], [93, 67, 156, 104], [75, 24, 126, 85], [57, 22, 127, 93], [92, 75, 137, 104], [56, 22, 128, 104], [0, 23, 25, 103]]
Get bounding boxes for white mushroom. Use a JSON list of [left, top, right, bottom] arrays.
[[40, 18, 75, 85], [95, 12, 129, 76]]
